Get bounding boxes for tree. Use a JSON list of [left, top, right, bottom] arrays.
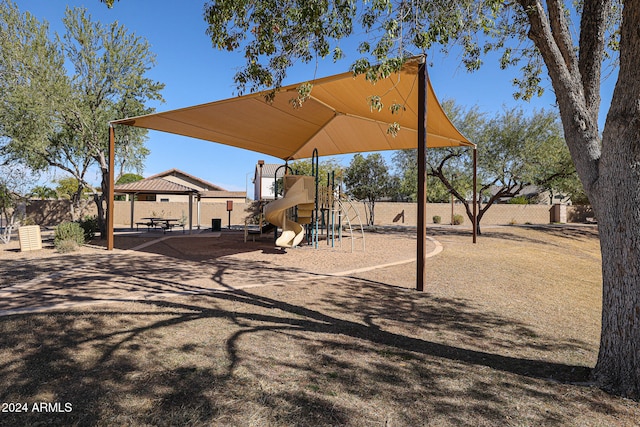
[[29, 185, 57, 200], [344, 153, 393, 226], [393, 150, 450, 203], [291, 158, 344, 187], [107, 0, 638, 397], [115, 173, 143, 201], [116, 173, 144, 185], [0, 162, 34, 244], [0, 2, 163, 234], [394, 103, 576, 233]]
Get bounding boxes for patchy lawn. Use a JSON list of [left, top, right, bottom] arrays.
[[1, 225, 639, 426]]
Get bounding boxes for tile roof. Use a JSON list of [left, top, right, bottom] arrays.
[[114, 178, 197, 194], [146, 168, 224, 191]]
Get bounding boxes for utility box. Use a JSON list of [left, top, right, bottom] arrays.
[[212, 218, 222, 231], [549, 204, 567, 223]]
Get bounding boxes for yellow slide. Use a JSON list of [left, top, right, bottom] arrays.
[[264, 175, 315, 248]]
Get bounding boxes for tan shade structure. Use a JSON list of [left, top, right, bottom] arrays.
[[111, 56, 473, 160], [107, 55, 477, 291]]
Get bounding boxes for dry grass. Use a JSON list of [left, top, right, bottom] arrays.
[[1, 225, 639, 426]]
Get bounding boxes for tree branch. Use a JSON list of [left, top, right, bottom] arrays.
[[519, 0, 601, 198], [578, 0, 611, 121], [546, 0, 579, 76]]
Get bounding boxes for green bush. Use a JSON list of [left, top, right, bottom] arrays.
[[432, 215, 441, 224], [452, 214, 464, 225], [79, 215, 99, 241], [508, 195, 530, 204], [54, 221, 85, 252]]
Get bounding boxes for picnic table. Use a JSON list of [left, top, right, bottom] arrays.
[[159, 218, 185, 233], [136, 217, 185, 233], [136, 217, 163, 231]]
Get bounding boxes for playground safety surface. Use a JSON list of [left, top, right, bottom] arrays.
[[0, 227, 437, 316]]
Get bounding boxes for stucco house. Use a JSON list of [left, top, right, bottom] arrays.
[[252, 162, 286, 201]]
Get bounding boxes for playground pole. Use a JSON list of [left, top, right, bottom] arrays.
[[417, 56, 427, 292]]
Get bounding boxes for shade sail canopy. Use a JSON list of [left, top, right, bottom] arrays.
[[111, 56, 472, 160]]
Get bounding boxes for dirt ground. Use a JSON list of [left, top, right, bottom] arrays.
[[1, 224, 639, 426], [0, 226, 432, 314]]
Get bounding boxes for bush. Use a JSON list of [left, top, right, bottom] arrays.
[[452, 214, 464, 225], [508, 195, 530, 204], [432, 215, 441, 224], [79, 215, 99, 241], [54, 221, 85, 252]]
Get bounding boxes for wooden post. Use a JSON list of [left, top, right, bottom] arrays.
[[107, 125, 115, 250], [417, 56, 427, 292], [227, 200, 233, 229]]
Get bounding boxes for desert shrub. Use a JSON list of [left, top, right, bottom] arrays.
[[79, 215, 99, 241], [55, 238, 80, 253], [54, 221, 85, 252], [453, 214, 464, 225], [432, 215, 441, 224]]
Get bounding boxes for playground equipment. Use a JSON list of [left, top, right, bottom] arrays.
[[264, 175, 315, 247], [257, 149, 365, 251], [317, 179, 366, 252]]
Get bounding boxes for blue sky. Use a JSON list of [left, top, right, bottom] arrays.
[[17, 1, 615, 194]]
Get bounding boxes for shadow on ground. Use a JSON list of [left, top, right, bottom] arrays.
[[0, 257, 628, 426]]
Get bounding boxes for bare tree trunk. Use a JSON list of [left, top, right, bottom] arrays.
[[592, 174, 640, 398], [589, 0, 640, 398], [591, 110, 640, 397], [590, 21, 640, 394], [368, 199, 375, 226], [520, 0, 640, 397]]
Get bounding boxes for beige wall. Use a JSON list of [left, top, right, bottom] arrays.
[[361, 202, 594, 226], [26, 199, 255, 228], [114, 200, 253, 228], [26, 199, 595, 228]]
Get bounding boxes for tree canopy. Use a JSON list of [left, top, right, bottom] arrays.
[[0, 1, 164, 228], [393, 102, 576, 232], [344, 153, 394, 226]]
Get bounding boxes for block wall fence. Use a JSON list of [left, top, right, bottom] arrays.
[[26, 200, 595, 228]]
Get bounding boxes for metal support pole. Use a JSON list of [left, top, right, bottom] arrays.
[[473, 147, 478, 244], [417, 56, 427, 292], [129, 193, 135, 229], [312, 148, 319, 249], [107, 125, 115, 250], [197, 195, 201, 229], [188, 192, 193, 234]]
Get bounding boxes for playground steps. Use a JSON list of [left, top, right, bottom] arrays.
[[296, 202, 314, 225]]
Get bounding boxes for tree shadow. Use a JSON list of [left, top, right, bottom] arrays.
[[0, 225, 628, 425], [0, 261, 622, 425], [429, 224, 599, 247]]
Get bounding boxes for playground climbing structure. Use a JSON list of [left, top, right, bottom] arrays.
[[257, 161, 364, 251]]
